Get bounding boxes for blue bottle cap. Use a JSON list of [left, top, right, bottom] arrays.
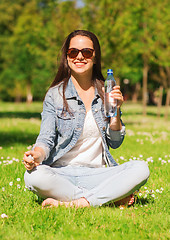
[[107, 69, 113, 75]]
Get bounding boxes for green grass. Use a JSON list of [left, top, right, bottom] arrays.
[[0, 101, 169, 240]]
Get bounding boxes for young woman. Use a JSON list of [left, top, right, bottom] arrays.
[[23, 30, 150, 208]]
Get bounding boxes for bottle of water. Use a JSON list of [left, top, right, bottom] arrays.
[[104, 69, 117, 117]]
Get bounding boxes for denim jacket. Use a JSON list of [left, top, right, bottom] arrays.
[[34, 78, 126, 167]]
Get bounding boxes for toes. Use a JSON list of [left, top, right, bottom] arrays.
[[42, 198, 58, 207], [128, 194, 135, 206]]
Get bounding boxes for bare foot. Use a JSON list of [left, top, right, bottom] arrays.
[[114, 194, 134, 207], [42, 197, 90, 208]]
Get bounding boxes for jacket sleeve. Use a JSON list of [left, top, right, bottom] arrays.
[[33, 89, 57, 160], [105, 119, 126, 149]]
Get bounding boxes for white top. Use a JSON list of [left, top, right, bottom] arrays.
[[54, 109, 105, 167]]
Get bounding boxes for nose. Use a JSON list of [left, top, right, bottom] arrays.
[[76, 51, 84, 59]]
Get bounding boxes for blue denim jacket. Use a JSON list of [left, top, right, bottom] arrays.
[[34, 78, 126, 167]]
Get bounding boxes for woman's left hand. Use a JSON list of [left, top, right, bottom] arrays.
[[102, 85, 124, 108], [110, 85, 124, 108]]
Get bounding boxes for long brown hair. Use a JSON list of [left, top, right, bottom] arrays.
[[50, 30, 105, 112]]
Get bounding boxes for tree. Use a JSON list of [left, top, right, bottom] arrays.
[[0, 0, 81, 102], [82, 0, 170, 117]]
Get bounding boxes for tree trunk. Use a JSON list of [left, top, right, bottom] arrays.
[[132, 82, 141, 103], [164, 67, 170, 120], [142, 58, 149, 116], [26, 81, 33, 104], [165, 88, 170, 120], [157, 86, 163, 118], [15, 94, 22, 103]]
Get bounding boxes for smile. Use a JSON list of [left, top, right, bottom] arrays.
[[74, 62, 86, 67]]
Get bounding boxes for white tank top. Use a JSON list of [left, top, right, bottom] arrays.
[[54, 109, 105, 167]]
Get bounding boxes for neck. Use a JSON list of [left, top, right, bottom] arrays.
[[71, 71, 93, 91]]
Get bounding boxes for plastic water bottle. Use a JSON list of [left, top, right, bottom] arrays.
[[104, 69, 117, 117]]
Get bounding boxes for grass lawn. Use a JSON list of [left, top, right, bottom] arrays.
[[0, 101, 169, 240]]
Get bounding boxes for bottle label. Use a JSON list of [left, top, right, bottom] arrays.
[[106, 93, 117, 106]]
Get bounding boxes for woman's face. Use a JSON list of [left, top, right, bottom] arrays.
[[67, 35, 95, 77]]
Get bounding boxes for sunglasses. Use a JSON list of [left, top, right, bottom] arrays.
[[67, 48, 94, 59]]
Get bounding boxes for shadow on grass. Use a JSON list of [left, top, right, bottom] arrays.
[[0, 112, 41, 119], [123, 111, 165, 118], [103, 197, 154, 208], [0, 131, 37, 147]]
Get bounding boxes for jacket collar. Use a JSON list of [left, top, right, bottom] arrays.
[[65, 77, 100, 100]]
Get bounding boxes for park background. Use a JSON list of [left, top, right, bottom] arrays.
[[0, 0, 170, 239], [0, 0, 169, 115]]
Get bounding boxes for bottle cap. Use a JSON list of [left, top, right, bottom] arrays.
[[107, 69, 113, 75]]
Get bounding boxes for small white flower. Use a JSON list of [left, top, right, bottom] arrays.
[[17, 178, 21, 182], [1, 157, 4, 159], [151, 194, 155, 198], [145, 190, 149, 193], [156, 189, 160, 193], [0, 146, 2, 149], [9, 182, 13, 186], [144, 186, 147, 189], [168, 160, 170, 163], [140, 205, 143, 207], [160, 187, 164, 191], [17, 184, 21, 189], [24, 188, 27, 192], [1, 213, 8, 218], [0, 161, 1, 164], [139, 155, 143, 158], [119, 206, 125, 210], [7, 156, 10, 159], [2, 187, 5, 191], [120, 156, 124, 160], [158, 157, 162, 160], [144, 194, 147, 198], [139, 193, 142, 196]]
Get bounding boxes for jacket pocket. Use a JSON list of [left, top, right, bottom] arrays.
[[56, 109, 74, 137]]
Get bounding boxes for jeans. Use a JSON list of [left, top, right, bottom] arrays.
[[24, 160, 150, 207]]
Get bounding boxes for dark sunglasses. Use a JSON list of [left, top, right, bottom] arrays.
[[67, 48, 94, 59]]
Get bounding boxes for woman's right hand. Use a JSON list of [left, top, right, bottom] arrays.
[[23, 148, 45, 170]]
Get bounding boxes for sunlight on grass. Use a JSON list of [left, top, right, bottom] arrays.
[[0, 102, 169, 240]]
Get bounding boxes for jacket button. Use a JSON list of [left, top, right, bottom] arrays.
[[95, 108, 98, 112], [103, 127, 106, 131]]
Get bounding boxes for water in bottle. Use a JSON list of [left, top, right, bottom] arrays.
[[104, 69, 117, 117]]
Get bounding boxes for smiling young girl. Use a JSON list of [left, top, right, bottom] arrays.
[[23, 30, 149, 208]]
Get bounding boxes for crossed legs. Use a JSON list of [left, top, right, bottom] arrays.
[[24, 160, 149, 208]]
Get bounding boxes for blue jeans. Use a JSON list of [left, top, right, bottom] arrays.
[[24, 160, 150, 206]]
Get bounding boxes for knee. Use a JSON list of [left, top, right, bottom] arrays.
[[24, 165, 50, 190], [135, 160, 150, 181]]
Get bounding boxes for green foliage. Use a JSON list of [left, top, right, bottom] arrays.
[[0, 0, 169, 101], [0, 102, 169, 239]]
